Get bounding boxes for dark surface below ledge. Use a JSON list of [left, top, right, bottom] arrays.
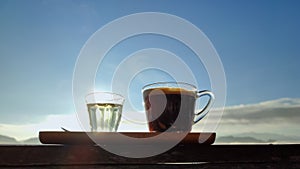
[[0, 144, 299, 169]]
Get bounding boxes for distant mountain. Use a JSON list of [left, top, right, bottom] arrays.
[[21, 137, 40, 144], [235, 132, 300, 143], [0, 134, 40, 144], [216, 135, 276, 144], [216, 132, 300, 144], [0, 135, 18, 144]]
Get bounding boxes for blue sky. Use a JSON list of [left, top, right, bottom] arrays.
[[0, 0, 300, 140]]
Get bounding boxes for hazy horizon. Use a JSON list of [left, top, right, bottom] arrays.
[[0, 97, 299, 142]]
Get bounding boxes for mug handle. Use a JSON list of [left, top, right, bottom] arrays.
[[194, 90, 215, 124]]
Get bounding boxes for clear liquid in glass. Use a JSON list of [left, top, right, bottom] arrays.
[[87, 103, 122, 132]]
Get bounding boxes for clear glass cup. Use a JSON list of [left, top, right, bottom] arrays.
[[85, 92, 125, 132]]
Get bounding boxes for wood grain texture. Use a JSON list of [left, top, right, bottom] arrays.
[[38, 132, 216, 145]]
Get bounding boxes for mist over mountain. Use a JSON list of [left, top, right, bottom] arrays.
[[22, 137, 40, 144], [0, 135, 18, 144], [0, 135, 40, 144], [216, 132, 300, 144], [235, 132, 300, 142], [216, 136, 275, 143]]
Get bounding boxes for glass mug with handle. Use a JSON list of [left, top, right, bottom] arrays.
[[142, 82, 214, 132]]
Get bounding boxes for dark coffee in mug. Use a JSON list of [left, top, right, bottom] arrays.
[[143, 87, 196, 132]]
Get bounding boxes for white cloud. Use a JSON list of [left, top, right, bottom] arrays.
[[193, 98, 300, 137], [1, 98, 300, 141], [0, 114, 82, 141], [220, 98, 300, 124]]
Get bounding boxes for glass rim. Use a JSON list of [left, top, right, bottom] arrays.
[[142, 81, 197, 91], [85, 91, 125, 103]]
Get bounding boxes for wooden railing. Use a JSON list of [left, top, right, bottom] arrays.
[[0, 144, 300, 168]]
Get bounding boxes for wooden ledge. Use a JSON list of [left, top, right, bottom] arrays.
[[0, 144, 299, 167]]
